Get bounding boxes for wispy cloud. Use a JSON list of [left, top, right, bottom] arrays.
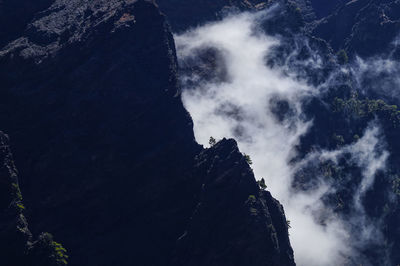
[[175, 7, 390, 266]]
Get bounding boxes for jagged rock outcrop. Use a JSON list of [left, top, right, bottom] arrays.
[[0, 0, 295, 265], [0, 132, 32, 265], [174, 139, 294, 266], [0, 132, 68, 266]]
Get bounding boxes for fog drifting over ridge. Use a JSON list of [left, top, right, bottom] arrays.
[[175, 7, 390, 266]]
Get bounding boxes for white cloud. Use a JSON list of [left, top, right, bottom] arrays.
[[175, 8, 390, 266], [349, 54, 400, 102]]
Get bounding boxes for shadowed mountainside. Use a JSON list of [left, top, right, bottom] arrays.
[[0, 0, 295, 265], [311, 0, 400, 56], [0, 132, 68, 266]]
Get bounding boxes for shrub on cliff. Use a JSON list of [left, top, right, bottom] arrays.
[[244, 154, 253, 165], [257, 178, 267, 190], [337, 49, 349, 64], [209, 136, 216, 146], [29, 233, 68, 266]]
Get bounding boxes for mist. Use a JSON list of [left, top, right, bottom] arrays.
[[349, 35, 400, 102], [175, 7, 390, 266]]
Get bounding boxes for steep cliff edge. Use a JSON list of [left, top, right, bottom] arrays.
[[174, 139, 294, 266], [0, 132, 35, 265], [0, 0, 295, 265], [0, 132, 68, 266]]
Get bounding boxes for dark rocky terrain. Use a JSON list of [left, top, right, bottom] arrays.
[[311, 0, 400, 56], [1, 0, 400, 265], [0, 132, 68, 265], [0, 0, 294, 265]]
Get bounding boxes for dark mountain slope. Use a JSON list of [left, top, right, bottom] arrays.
[[0, 0, 295, 265], [307, 0, 344, 18], [155, 0, 266, 32], [312, 0, 400, 56], [155, 0, 315, 32], [0, 132, 68, 266], [0, 0, 54, 47], [174, 139, 293, 266]]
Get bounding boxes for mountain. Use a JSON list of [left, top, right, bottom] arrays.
[[1, 0, 400, 265], [311, 0, 400, 56], [156, 0, 400, 265], [0, 131, 68, 266], [0, 0, 294, 265]]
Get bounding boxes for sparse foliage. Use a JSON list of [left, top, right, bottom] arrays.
[[332, 133, 345, 146], [247, 195, 256, 202], [337, 49, 349, 65], [286, 220, 291, 228], [257, 178, 267, 190], [30, 233, 69, 266], [244, 154, 253, 165], [209, 136, 216, 146]]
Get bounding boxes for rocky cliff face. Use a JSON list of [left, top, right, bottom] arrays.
[[0, 132, 32, 265], [0, 132, 68, 266], [0, 0, 295, 265], [174, 139, 293, 266]]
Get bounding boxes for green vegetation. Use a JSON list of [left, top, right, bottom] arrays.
[[257, 178, 267, 190], [336, 49, 349, 65], [333, 96, 400, 127], [332, 133, 345, 146], [11, 182, 23, 201], [286, 220, 291, 228], [53, 241, 68, 265], [247, 195, 256, 203], [16, 203, 25, 211], [11, 182, 25, 212], [317, 161, 345, 188], [34, 233, 69, 265], [244, 154, 253, 165], [209, 136, 216, 146], [392, 175, 400, 196]]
